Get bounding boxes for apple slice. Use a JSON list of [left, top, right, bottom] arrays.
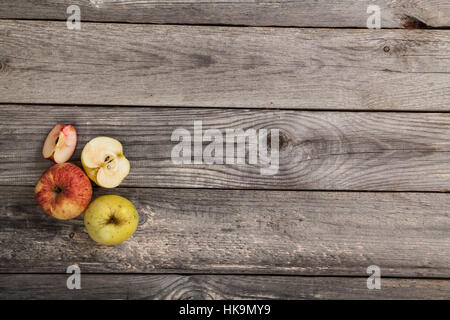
[[81, 137, 130, 188], [42, 124, 77, 163]]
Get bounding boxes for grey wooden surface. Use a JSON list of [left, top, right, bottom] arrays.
[[1, 1, 449, 300], [1, 186, 449, 277], [2, 105, 450, 191], [0, 21, 449, 110], [1, 274, 449, 300], [1, 1, 449, 28]]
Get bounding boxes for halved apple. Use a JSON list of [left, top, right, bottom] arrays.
[[81, 137, 130, 188], [42, 124, 77, 163]]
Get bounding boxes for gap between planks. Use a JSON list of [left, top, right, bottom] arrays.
[[5, 102, 450, 114]]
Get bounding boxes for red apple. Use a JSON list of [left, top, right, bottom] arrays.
[[42, 124, 77, 163], [35, 163, 92, 220]]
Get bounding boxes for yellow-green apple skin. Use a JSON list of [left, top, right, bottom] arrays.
[[84, 195, 139, 245], [35, 163, 92, 220]]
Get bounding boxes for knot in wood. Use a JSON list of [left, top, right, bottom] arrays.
[[0, 60, 8, 73]]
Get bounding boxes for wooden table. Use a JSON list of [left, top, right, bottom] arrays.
[[0, 1, 449, 299]]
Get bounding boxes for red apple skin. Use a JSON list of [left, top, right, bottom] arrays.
[[35, 163, 92, 220]]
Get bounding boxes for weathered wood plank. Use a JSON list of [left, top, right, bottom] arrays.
[[2, 105, 450, 191], [0, 1, 448, 28], [0, 186, 449, 276], [1, 274, 449, 300], [0, 21, 449, 110]]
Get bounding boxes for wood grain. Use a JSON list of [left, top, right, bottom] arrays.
[[0, 1, 448, 28], [0, 21, 449, 110], [1, 274, 449, 300], [0, 186, 449, 277], [2, 105, 450, 191]]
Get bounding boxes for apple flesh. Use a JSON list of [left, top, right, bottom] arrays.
[[81, 137, 130, 188], [42, 124, 77, 163], [84, 195, 139, 245], [35, 163, 92, 220]]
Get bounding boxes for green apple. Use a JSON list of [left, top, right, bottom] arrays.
[[84, 195, 139, 245]]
